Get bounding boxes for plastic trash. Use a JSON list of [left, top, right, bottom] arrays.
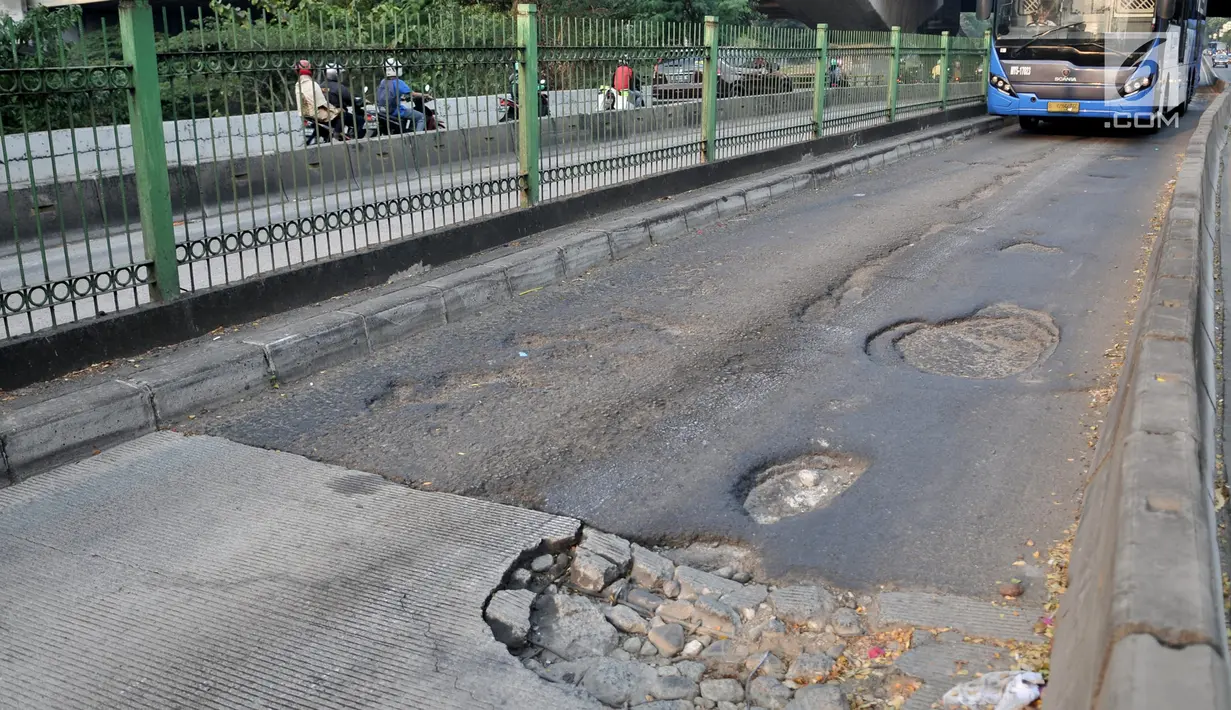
[[941, 670, 1044, 710], [518, 351, 529, 358]]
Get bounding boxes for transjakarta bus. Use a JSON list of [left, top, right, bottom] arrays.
[[976, 0, 1206, 129]]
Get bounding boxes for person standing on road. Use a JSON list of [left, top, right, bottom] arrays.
[[323, 63, 366, 138], [376, 58, 426, 133], [295, 59, 345, 140]]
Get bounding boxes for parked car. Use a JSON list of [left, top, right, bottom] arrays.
[[651, 51, 793, 102], [1214, 50, 1229, 68]]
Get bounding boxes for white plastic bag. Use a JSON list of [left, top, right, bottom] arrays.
[[941, 670, 1044, 710]]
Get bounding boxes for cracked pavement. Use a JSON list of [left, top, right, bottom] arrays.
[[186, 102, 1205, 602]]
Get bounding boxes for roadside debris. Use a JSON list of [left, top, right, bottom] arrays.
[[940, 670, 1044, 710]]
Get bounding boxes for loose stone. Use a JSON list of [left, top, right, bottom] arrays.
[[732, 571, 753, 583], [602, 578, 629, 600], [530, 554, 554, 573], [747, 652, 788, 680], [485, 588, 536, 647], [651, 674, 700, 701], [696, 698, 717, 710], [787, 654, 835, 683], [830, 608, 862, 637], [748, 676, 795, 710], [700, 678, 746, 703], [675, 660, 706, 683], [681, 640, 705, 657], [659, 600, 695, 623], [510, 568, 534, 589], [720, 584, 769, 621], [570, 549, 620, 594], [529, 593, 619, 661], [579, 528, 633, 572], [693, 596, 742, 636], [785, 684, 849, 710], [663, 580, 683, 599], [768, 585, 837, 629], [625, 636, 646, 653], [641, 639, 661, 656], [605, 604, 650, 634], [676, 565, 745, 600], [628, 588, 666, 613], [580, 657, 656, 706], [649, 623, 687, 657], [714, 566, 735, 579], [632, 543, 677, 589]]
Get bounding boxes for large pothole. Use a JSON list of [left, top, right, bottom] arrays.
[[742, 453, 868, 525], [890, 305, 1058, 379]]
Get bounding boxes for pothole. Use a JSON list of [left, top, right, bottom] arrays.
[[742, 453, 869, 525], [484, 527, 1045, 710], [893, 305, 1059, 379], [1001, 241, 1062, 254]]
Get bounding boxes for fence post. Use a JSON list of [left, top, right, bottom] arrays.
[[887, 26, 901, 122], [982, 29, 992, 99], [516, 3, 540, 207], [119, 0, 179, 302], [939, 31, 951, 109], [701, 15, 719, 163], [814, 24, 828, 138]]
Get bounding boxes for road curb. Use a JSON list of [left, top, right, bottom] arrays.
[[1049, 92, 1231, 709], [0, 114, 1008, 487]]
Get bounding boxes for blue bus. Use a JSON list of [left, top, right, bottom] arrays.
[[976, 0, 1206, 129]]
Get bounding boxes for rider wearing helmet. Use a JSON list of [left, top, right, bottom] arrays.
[[376, 58, 426, 132], [323, 62, 366, 137], [295, 59, 345, 140], [612, 54, 644, 107]]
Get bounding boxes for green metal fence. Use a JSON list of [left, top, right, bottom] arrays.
[[0, 1, 989, 341]]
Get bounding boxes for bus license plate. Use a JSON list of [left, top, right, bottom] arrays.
[[1047, 102, 1080, 113]]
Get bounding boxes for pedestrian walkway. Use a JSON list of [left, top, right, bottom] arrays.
[[0, 431, 596, 709]]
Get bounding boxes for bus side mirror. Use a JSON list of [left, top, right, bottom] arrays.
[[976, 0, 994, 21], [1156, 0, 1176, 19]]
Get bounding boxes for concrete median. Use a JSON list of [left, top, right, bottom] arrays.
[[1048, 89, 1231, 709]]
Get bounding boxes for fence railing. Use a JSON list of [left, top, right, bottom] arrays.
[[0, 0, 988, 341]]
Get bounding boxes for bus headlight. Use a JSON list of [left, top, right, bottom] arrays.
[[1123, 73, 1153, 96], [990, 74, 1017, 97]]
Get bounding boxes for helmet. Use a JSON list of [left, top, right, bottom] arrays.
[[384, 57, 401, 78], [295, 58, 311, 75], [324, 62, 341, 80]]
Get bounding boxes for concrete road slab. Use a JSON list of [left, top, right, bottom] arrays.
[[0, 431, 593, 709]]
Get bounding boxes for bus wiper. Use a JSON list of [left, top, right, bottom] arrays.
[[1011, 22, 1087, 57]]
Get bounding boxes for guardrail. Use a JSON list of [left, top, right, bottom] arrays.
[[1048, 88, 1231, 708], [0, 2, 988, 341]]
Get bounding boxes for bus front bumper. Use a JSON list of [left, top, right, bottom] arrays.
[[988, 89, 1157, 119]]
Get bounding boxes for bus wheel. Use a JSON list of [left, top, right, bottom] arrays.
[[1019, 116, 1040, 130]]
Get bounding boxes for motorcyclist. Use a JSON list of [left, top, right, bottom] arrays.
[[826, 58, 843, 88], [611, 54, 645, 107], [323, 63, 366, 138], [376, 58, 426, 133], [295, 59, 345, 141]]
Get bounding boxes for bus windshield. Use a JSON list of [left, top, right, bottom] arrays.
[[995, 0, 1157, 40]]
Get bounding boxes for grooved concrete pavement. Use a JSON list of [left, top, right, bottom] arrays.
[[0, 431, 595, 709]]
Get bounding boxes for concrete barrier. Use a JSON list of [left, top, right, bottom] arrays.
[[1048, 90, 1231, 708]]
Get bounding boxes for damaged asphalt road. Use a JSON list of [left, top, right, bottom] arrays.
[[189, 108, 1201, 601]]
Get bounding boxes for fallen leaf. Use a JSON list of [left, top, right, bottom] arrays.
[[1012, 560, 1026, 567], [1026, 540, 1035, 547]]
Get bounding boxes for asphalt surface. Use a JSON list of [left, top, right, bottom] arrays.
[[189, 102, 1203, 602]]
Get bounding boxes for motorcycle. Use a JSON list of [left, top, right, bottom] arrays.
[[498, 78, 549, 123], [598, 85, 645, 111], [364, 84, 446, 138]]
